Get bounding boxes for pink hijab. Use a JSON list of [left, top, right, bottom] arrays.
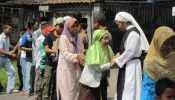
[[62, 17, 79, 53]]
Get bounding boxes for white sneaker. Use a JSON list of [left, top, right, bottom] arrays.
[[6, 89, 19, 94]]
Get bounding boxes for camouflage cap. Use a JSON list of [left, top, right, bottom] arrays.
[[54, 17, 64, 25]]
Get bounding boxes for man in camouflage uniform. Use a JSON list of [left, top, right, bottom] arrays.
[[42, 17, 64, 100]]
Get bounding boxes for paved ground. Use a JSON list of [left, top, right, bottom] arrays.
[[107, 69, 118, 100], [0, 69, 118, 100]]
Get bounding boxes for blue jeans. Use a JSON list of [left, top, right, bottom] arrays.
[[25, 58, 35, 93], [20, 57, 26, 92], [0, 57, 16, 92]]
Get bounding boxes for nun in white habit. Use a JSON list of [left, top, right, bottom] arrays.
[[113, 12, 149, 100]]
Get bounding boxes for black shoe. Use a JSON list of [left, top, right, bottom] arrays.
[[18, 86, 23, 91], [29, 91, 34, 96], [35, 96, 42, 100], [0, 88, 6, 92]]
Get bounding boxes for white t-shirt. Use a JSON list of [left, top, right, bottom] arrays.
[[35, 34, 45, 68], [20, 38, 26, 58]]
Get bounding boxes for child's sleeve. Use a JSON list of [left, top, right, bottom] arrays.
[[94, 63, 111, 72]]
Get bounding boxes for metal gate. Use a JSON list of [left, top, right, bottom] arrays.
[[104, 0, 175, 52], [0, 6, 24, 45]]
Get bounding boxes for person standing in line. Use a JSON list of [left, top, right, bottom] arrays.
[[78, 23, 89, 70], [35, 25, 54, 100], [42, 17, 64, 100], [16, 29, 27, 91], [79, 23, 89, 50], [19, 29, 27, 94], [8, 30, 26, 92], [73, 12, 83, 37], [57, 17, 85, 100], [32, 17, 48, 94], [20, 19, 39, 97], [113, 12, 149, 100], [93, 14, 112, 41], [0, 25, 19, 94]]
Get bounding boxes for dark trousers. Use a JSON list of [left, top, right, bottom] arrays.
[[100, 79, 108, 100], [0, 81, 5, 92], [0, 81, 3, 89], [42, 62, 57, 100], [30, 66, 35, 95], [117, 66, 126, 100], [17, 61, 23, 90]]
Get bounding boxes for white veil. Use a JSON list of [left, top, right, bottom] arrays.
[[115, 12, 149, 52]]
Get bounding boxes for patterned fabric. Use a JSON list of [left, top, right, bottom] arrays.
[[53, 17, 64, 26], [32, 29, 42, 65], [35, 68, 45, 97], [81, 85, 101, 100], [144, 26, 175, 82], [20, 32, 32, 58], [42, 65, 57, 100], [33, 29, 42, 47]]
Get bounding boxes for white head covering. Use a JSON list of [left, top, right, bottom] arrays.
[[53, 17, 64, 25], [115, 12, 149, 52]]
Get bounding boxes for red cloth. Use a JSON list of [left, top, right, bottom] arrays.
[[43, 26, 54, 35]]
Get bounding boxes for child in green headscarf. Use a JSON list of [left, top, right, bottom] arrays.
[[79, 29, 116, 100]]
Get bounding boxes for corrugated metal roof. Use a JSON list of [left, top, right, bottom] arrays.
[[4, 0, 97, 5]]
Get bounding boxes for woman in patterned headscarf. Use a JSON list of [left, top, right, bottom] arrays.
[[56, 17, 85, 100], [141, 26, 175, 100]]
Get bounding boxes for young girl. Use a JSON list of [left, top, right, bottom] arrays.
[[141, 26, 175, 100], [79, 29, 116, 100]]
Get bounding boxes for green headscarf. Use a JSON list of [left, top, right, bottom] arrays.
[[86, 30, 114, 65]]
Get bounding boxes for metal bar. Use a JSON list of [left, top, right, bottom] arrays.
[[106, 1, 148, 3]]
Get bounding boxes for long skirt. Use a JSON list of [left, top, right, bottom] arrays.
[[140, 70, 156, 100], [81, 85, 101, 100]]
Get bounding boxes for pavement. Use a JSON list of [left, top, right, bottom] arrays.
[[0, 69, 118, 100]]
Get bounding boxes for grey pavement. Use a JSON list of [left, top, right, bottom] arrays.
[[107, 68, 118, 100], [0, 69, 118, 100]]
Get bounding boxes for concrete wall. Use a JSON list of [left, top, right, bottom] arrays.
[[7, 3, 104, 45], [49, 4, 94, 44]]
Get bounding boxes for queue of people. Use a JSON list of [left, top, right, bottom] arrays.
[[0, 11, 175, 100]]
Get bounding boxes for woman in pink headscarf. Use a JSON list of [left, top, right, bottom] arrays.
[[56, 17, 85, 100]]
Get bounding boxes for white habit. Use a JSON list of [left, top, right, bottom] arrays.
[[114, 25, 142, 100], [114, 12, 149, 100]]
